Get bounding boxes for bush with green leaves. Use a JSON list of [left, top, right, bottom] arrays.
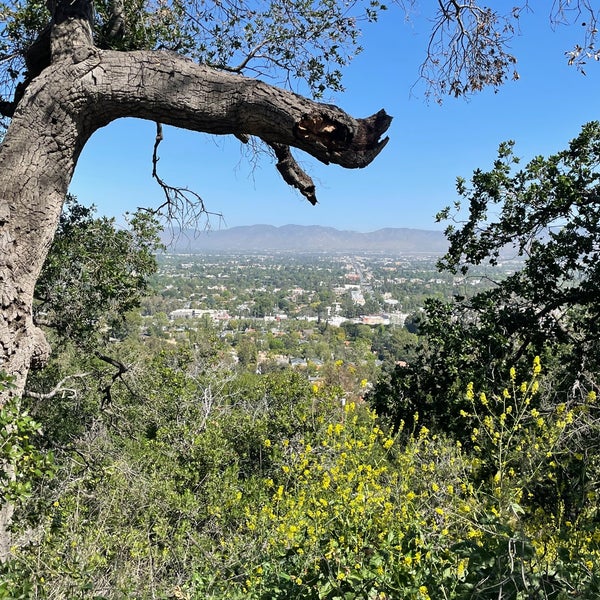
[[0, 372, 55, 600], [33, 196, 164, 349], [7, 349, 600, 599], [452, 358, 600, 598], [370, 122, 600, 442], [0, 373, 55, 506]]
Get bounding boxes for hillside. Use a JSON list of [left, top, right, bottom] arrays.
[[163, 224, 448, 254]]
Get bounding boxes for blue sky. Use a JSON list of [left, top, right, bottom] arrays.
[[70, 5, 600, 232]]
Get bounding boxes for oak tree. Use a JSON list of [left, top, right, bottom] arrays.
[[370, 122, 600, 438], [0, 0, 394, 400], [1, 0, 598, 400]]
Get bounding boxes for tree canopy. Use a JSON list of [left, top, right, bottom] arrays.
[[0, 0, 599, 120], [33, 196, 164, 349], [370, 121, 600, 438]]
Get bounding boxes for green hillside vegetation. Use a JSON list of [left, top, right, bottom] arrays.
[[2, 125, 600, 598]]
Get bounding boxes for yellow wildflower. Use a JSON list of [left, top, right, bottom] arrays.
[[466, 381, 474, 400]]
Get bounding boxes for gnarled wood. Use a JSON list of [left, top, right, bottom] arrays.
[[0, 47, 391, 401]]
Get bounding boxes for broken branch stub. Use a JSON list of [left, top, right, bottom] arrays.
[[293, 109, 392, 168], [271, 143, 317, 205]]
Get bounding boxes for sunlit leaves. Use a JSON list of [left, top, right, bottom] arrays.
[[0, 375, 55, 505], [0, 0, 387, 101], [33, 196, 164, 348]]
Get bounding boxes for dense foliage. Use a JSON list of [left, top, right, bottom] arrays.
[[3, 350, 600, 598], [33, 196, 163, 349], [4, 127, 600, 596], [370, 122, 600, 439]]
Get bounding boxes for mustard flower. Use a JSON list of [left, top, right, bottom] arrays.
[[466, 381, 474, 401]]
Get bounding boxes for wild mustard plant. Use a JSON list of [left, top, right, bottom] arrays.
[[457, 356, 600, 597], [238, 401, 474, 599], [11, 360, 599, 599]]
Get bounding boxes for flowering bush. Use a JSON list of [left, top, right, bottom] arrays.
[[8, 359, 600, 599], [454, 357, 600, 598], [233, 401, 472, 599], [220, 358, 600, 599]]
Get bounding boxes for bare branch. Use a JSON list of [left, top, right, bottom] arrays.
[[418, 1, 600, 100], [270, 142, 317, 205], [24, 372, 91, 400], [94, 351, 136, 409], [418, 1, 522, 101], [212, 40, 271, 73], [150, 122, 224, 231]]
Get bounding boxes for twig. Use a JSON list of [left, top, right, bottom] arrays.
[[150, 122, 223, 230], [25, 372, 91, 400]]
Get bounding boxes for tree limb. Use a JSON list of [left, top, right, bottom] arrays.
[[150, 122, 223, 228], [58, 50, 392, 170], [25, 372, 91, 400], [94, 351, 132, 408], [270, 142, 317, 205]]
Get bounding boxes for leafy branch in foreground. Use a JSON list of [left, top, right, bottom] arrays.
[[370, 122, 600, 441], [439, 120, 600, 386]]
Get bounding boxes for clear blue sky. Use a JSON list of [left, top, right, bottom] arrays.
[[69, 5, 600, 232]]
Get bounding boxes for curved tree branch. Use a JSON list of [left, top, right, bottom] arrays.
[[24, 372, 91, 400], [0, 38, 391, 400], [63, 49, 392, 169]]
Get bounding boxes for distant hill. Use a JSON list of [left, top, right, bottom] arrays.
[[163, 225, 448, 254]]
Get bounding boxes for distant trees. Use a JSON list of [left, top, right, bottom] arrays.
[[251, 294, 276, 319], [236, 337, 259, 369]]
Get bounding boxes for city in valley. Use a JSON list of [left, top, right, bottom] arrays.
[[139, 251, 516, 397]]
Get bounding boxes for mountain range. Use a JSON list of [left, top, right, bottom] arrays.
[[163, 224, 448, 254]]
